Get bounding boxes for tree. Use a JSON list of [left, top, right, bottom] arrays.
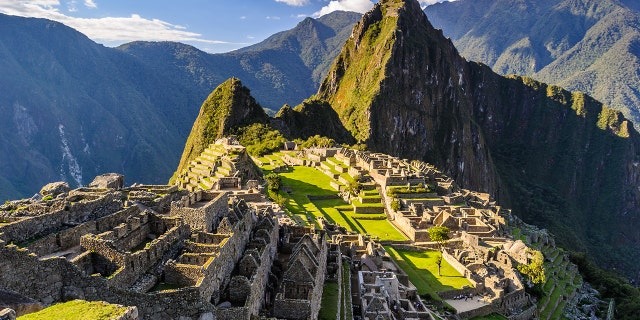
[[428, 225, 450, 276], [428, 226, 450, 248], [390, 199, 401, 211], [265, 173, 281, 192], [435, 254, 443, 276], [347, 175, 362, 196]]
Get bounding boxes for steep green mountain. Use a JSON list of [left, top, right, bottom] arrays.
[[0, 11, 359, 200], [425, 0, 640, 123], [171, 78, 268, 182], [318, 0, 640, 281]]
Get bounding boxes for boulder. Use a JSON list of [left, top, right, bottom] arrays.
[[39, 181, 71, 198], [89, 173, 124, 190]]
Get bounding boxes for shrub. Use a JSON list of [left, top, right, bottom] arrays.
[[390, 199, 401, 211]]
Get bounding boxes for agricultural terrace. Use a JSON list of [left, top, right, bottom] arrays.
[[257, 152, 407, 241]]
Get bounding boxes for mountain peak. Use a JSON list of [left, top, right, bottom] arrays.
[[170, 78, 268, 182]]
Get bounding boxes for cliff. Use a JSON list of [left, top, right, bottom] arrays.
[[318, 0, 640, 277]]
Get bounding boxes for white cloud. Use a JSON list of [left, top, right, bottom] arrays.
[[266, 15, 280, 20], [84, 0, 96, 8], [275, 0, 309, 6], [0, 0, 230, 45], [313, 0, 374, 17], [418, 0, 454, 8], [66, 0, 77, 12]]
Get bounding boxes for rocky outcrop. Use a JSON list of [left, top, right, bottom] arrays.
[[272, 98, 354, 143], [318, 0, 498, 196]]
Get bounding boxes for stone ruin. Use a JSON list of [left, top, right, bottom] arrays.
[[0, 141, 565, 319], [0, 168, 332, 320]]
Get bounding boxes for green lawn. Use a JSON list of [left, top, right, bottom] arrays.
[[319, 282, 339, 320], [258, 158, 407, 241], [18, 300, 128, 320], [470, 313, 508, 320], [385, 246, 472, 296]]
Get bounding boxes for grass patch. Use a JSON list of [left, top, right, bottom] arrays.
[[319, 282, 340, 320], [258, 157, 406, 241], [385, 246, 472, 297], [351, 198, 384, 208], [470, 313, 508, 320], [356, 219, 406, 241], [18, 300, 128, 320], [341, 262, 353, 320]]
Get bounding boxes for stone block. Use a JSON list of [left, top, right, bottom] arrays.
[[39, 181, 71, 197], [90, 173, 125, 190]]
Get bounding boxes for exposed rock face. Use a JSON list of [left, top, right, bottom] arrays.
[[172, 78, 269, 182], [425, 0, 640, 124], [318, 0, 640, 278], [89, 173, 124, 190], [39, 182, 71, 197], [318, 0, 498, 195], [273, 98, 354, 143]]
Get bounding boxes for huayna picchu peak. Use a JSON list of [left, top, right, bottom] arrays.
[[315, 0, 640, 283], [1, 0, 640, 319]]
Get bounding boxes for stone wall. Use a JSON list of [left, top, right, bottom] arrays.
[[353, 205, 384, 214], [170, 191, 228, 233], [0, 193, 122, 244], [197, 201, 256, 304], [0, 239, 216, 319], [216, 215, 278, 320], [273, 297, 311, 319]]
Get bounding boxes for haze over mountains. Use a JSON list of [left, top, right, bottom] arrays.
[[0, 11, 359, 201], [425, 0, 640, 124]]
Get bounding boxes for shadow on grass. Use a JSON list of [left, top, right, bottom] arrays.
[[398, 250, 459, 293], [340, 210, 362, 232]]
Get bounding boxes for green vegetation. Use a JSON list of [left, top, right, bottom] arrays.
[[569, 252, 640, 320], [171, 78, 268, 183], [259, 157, 406, 241], [341, 262, 353, 319], [517, 249, 546, 285], [236, 123, 287, 156], [295, 135, 336, 149], [42, 195, 53, 201], [470, 314, 508, 320], [390, 199, 401, 211], [18, 300, 128, 320], [386, 185, 431, 197], [385, 246, 472, 297], [427, 226, 450, 248], [319, 282, 339, 320], [265, 173, 282, 192], [318, 0, 402, 142]]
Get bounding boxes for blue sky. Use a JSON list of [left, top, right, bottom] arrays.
[[0, 0, 451, 53]]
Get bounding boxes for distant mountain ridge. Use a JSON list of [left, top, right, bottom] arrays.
[[0, 11, 359, 200], [425, 0, 640, 124]]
